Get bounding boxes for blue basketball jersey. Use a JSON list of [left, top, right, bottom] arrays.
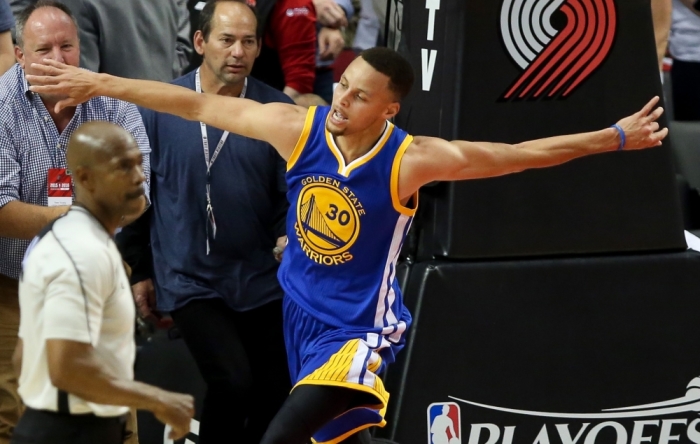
[[279, 106, 417, 338]]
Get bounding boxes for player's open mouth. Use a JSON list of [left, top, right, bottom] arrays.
[[331, 110, 348, 124]]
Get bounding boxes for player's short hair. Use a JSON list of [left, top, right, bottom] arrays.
[[16, 0, 78, 49], [199, 0, 262, 41], [359, 47, 415, 101]]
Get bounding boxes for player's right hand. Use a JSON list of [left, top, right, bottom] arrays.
[[153, 391, 195, 440], [25, 59, 99, 113]]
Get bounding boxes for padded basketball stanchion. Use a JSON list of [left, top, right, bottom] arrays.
[[379, 252, 700, 442], [375, 1, 695, 442], [134, 329, 206, 444], [396, 0, 685, 260]]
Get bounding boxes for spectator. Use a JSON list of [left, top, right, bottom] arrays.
[[59, 0, 192, 81], [669, 0, 700, 120], [12, 122, 193, 444], [0, 0, 11, 66], [352, 0, 380, 51], [7, 0, 29, 20], [652, 0, 673, 72], [313, 0, 352, 103], [0, 0, 12, 74], [7, 0, 30, 43], [0, 2, 150, 442], [251, 0, 318, 102], [118, 0, 291, 442], [314, 0, 348, 28], [372, 0, 402, 48]]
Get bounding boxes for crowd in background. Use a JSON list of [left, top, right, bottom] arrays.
[[0, 0, 395, 442], [0, 0, 699, 117], [0, 1, 698, 444], [0, 0, 392, 103], [666, 0, 700, 121]]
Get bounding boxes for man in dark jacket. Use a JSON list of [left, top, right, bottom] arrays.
[[118, 1, 291, 442]]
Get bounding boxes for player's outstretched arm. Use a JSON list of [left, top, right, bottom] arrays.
[[25, 60, 307, 159], [398, 97, 668, 200]]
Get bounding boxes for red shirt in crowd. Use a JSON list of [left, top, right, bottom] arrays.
[[263, 0, 317, 94]]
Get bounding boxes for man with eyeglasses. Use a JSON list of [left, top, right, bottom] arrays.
[[117, 0, 292, 442]]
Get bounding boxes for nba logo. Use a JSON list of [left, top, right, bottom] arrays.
[[427, 402, 461, 444]]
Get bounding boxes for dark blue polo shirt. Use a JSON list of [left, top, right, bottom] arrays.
[[139, 72, 293, 312], [0, 0, 13, 33]]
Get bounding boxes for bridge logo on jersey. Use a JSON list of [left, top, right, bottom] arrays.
[[500, 0, 617, 100], [295, 176, 365, 266]]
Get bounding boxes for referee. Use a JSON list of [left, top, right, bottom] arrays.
[[11, 122, 194, 444]]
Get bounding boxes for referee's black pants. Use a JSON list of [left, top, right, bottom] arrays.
[[171, 297, 290, 444], [11, 408, 127, 444]]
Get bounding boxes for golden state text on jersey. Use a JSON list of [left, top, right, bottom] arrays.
[[279, 106, 418, 333], [295, 174, 363, 265]]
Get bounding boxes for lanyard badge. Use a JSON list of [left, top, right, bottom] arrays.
[[195, 68, 247, 255], [47, 168, 72, 207]]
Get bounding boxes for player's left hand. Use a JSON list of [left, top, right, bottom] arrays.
[[273, 236, 288, 262], [25, 59, 99, 113], [615, 96, 668, 150]]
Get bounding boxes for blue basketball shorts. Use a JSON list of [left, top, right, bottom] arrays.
[[283, 295, 405, 444]]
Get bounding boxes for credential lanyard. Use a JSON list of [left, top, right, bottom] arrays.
[[195, 68, 247, 254]]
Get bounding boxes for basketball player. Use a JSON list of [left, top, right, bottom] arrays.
[[24, 47, 667, 444]]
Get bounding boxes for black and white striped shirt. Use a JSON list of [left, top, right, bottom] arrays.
[[18, 207, 135, 416]]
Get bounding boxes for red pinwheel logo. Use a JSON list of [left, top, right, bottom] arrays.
[[501, 0, 617, 100]]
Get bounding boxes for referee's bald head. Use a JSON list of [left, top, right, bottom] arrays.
[[67, 121, 136, 171], [67, 121, 146, 213]]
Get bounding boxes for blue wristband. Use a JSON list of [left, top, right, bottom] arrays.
[[611, 124, 626, 151]]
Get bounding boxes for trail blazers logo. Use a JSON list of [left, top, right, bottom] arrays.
[[500, 0, 617, 100]]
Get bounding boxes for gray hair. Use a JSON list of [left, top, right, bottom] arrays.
[[15, 0, 78, 48]]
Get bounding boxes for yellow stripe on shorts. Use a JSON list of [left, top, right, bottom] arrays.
[[297, 339, 390, 410]]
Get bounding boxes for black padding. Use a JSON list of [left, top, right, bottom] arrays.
[[670, 121, 700, 193], [395, 260, 412, 295], [676, 174, 700, 230], [397, 0, 685, 259], [134, 330, 205, 444], [382, 252, 700, 442]]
